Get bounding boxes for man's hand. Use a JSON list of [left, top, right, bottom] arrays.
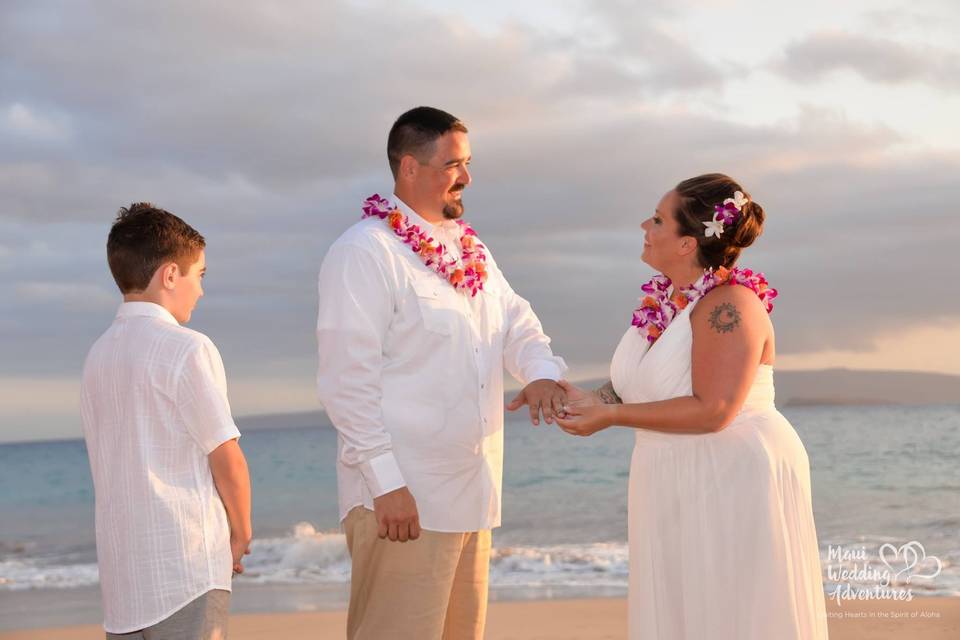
[[230, 532, 252, 575], [507, 379, 567, 426], [373, 486, 421, 542]]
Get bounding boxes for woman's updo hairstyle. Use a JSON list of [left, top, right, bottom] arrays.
[[673, 173, 765, 270]]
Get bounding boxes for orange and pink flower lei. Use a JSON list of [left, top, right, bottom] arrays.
[[362, 194, 488, 296], [631, 266, 778, 343]]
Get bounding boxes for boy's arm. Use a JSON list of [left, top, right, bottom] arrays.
[[209, 438, 252, 574], [176, 337, 250, 571]]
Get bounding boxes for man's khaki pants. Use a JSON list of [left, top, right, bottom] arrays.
[[343, 506, 491, 640]]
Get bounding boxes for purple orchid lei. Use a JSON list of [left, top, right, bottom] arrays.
[[631, 266, 778, 343], [362, 194, 488, 296]]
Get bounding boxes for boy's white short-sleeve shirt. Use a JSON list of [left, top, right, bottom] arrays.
[[80, 301, 240, 633]]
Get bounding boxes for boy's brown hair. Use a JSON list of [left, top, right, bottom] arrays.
[[106, 202, 205, 293]]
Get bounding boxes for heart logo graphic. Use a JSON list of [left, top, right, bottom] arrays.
[[879, 541, 942, 583]]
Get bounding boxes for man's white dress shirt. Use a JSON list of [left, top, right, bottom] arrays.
[[317, 196, 566, 533], [80, 302, 240, 633]]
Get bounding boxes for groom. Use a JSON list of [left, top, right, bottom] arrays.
[[316, 106, 567, 639]]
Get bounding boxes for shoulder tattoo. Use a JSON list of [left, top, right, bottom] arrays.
[[708, 302, 741, 334], [594, 380, 623, 404]]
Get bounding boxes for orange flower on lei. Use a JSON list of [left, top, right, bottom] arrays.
[[670, 292, 689, 310], [631, 267, 778, 344], [362, 194, 489, 296], [387, 212, 404, 231]]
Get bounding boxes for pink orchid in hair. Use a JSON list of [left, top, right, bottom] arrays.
[[705, 190, 748, 237]]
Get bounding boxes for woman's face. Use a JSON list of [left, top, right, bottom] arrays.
[[640, 189, 691, 271]]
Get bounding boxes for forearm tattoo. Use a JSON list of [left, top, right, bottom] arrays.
[[708, 302, 742, 334], [594, 380, 623, 404]]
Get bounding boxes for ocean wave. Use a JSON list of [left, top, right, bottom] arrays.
[[239, 522, 351, 585], [3, 525, 958, 597], [0, 557, 99, 590], [241, 524, 630, 589], [490, 543, 628, 587], [0, 524, 631, 591]]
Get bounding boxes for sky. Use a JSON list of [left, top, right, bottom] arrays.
[[1, 0, 958, 441]]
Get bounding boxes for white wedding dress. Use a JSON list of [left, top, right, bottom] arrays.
[[610, 298, 829, 639]]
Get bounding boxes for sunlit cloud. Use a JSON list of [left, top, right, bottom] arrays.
[[775, 31, 960, 89], [0, 0, 957, 441]]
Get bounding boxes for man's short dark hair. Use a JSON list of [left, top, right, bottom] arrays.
[[387, 106, 468, 179], [106, 203, 206, 294]]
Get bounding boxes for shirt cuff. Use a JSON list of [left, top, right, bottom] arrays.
[[522, 359, 567, 385], [200, 425, 242, 455], [360, 451, 406, 498]]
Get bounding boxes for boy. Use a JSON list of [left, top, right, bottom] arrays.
[[80, 203, 251, 639]]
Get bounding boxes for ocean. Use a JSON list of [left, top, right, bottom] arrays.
[[1, 404, 958, 628]]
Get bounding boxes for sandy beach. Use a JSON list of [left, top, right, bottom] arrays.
[[1, 596, 957, 639]]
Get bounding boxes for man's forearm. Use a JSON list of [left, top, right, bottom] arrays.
[[209, 439, 252, 540]]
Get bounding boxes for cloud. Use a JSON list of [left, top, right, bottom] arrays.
[[0, 0, 729, 205], [775, 31, 960, 89], [15, 282, 116, 310], [583, 0, 728, 91], [2, 103, 69, 140], [0, 1, 957, 438]]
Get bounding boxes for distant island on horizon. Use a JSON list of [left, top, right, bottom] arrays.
[[235, 367, 960, 432], [2, 368, 956, 445]]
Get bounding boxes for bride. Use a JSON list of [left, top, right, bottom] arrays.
[[556, 174, 829, 639]]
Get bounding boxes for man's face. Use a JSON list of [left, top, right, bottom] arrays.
[[170, 250, 205, 324], [414, 130, 472, 220]]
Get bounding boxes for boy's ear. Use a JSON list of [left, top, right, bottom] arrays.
[[158, 262, 179, 290]]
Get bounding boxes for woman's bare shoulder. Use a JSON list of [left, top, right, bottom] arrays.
[[691, 284, 768, 331]]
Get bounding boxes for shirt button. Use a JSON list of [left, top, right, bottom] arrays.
[[481, 384, 485, 389]]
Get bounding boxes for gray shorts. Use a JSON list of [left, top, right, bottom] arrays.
[[106, 589, 230, 640]]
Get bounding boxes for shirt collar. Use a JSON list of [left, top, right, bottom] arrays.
[[116, 301, 180, 326], [391, 194, 460, 233]]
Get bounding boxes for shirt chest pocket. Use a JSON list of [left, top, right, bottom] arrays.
[[479, 279, 505, 334], [410, 276, 460, 336]]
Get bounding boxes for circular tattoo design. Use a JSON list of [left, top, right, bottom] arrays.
[[708, 302, 741, 334]]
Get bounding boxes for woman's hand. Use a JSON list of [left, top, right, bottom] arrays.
[[555, 403, 616, 437], [556, 380, 602, 410]]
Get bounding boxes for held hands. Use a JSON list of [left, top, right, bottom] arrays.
[[555, 401, 616, 437], [507, 379, 567, 425], [555, 380, 603, 409], [373, 486, 421, 542]]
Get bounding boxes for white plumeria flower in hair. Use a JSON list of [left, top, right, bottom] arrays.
[[703, 218, 725, 238], [723, 190, 749, 211]]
